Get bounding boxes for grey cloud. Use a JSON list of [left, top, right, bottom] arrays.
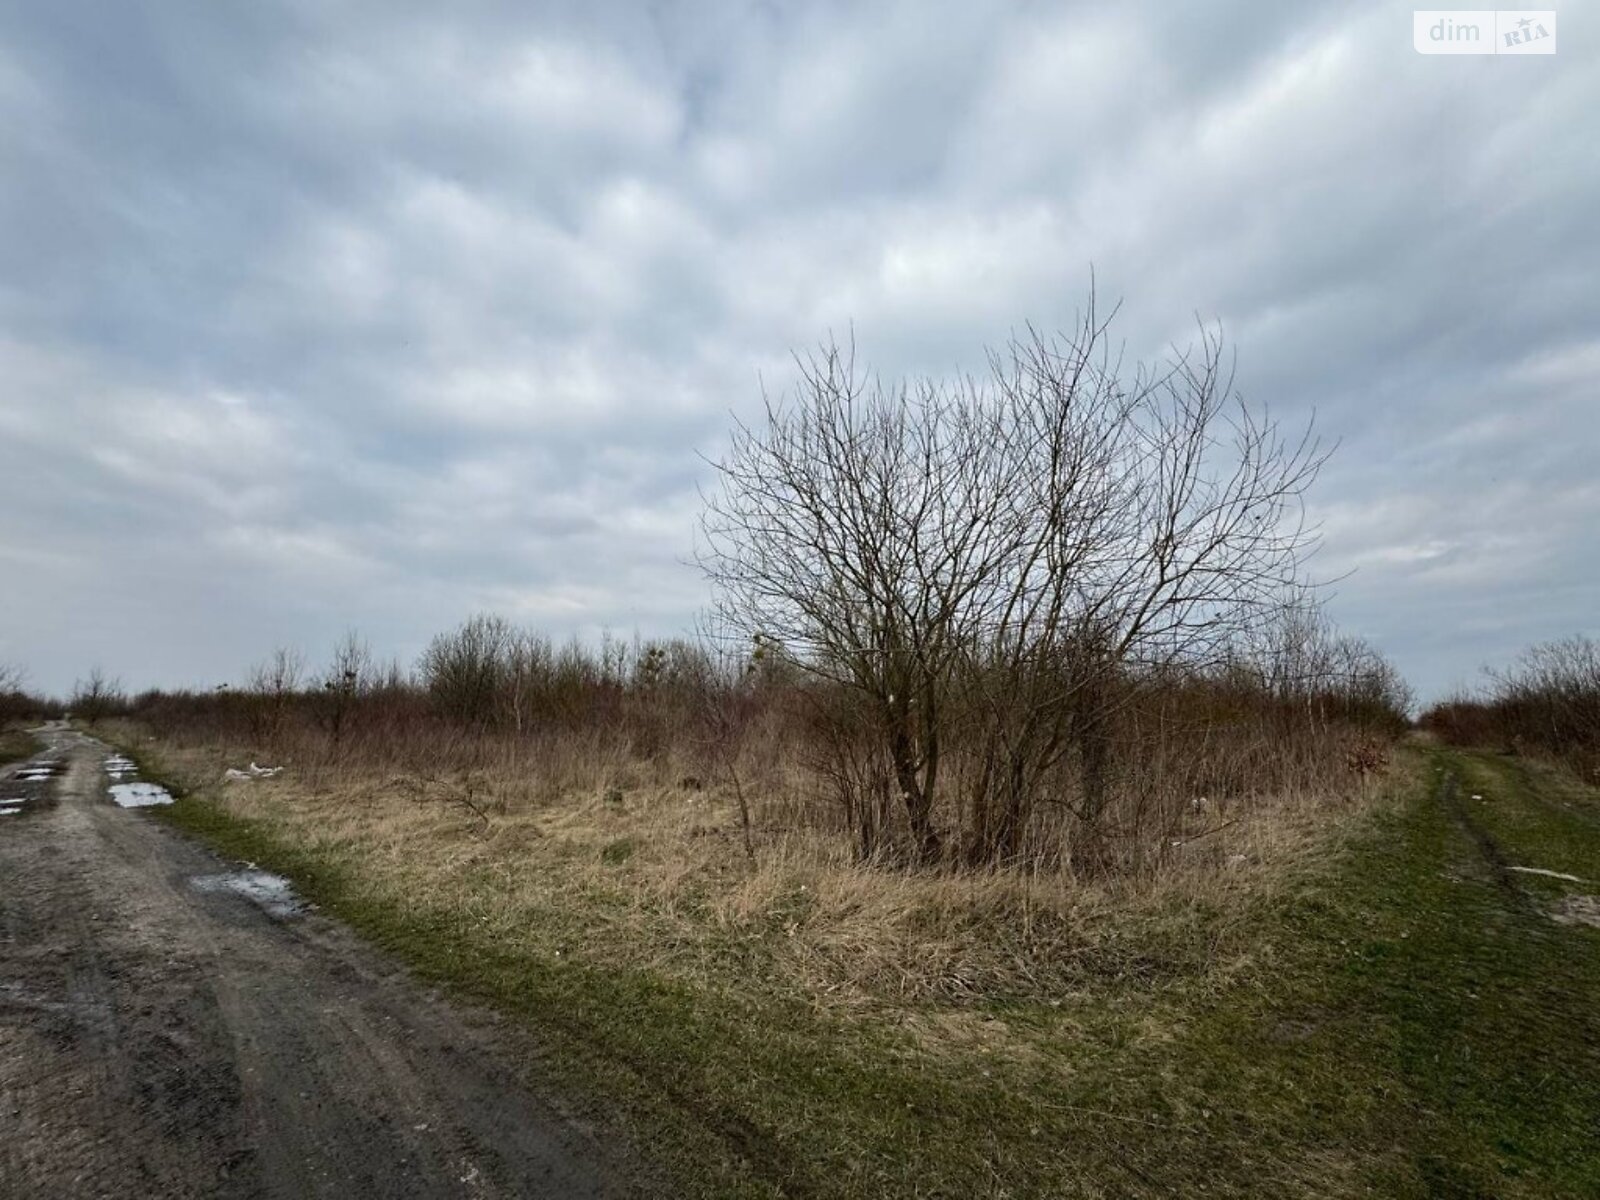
[[0, 0, 1595, 698]]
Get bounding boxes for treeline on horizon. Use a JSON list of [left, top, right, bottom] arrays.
[[12, 624, 1600, 865]]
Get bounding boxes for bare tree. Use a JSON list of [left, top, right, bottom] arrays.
[[420, 615, 513, 729], [71, 666, 126, 724], [247, 646, 306, 742], [701, 293, 1328, 866], [318, 631, 372, 747], [688, 623, 761, 864], [0, 662, 25, 694], [502, 629, 552, 735], [1489, 635, 1600, 769]]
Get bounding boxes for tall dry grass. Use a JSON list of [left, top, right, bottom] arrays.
[[114, 624, 1404, 1010], [128, 709, 1392, 1012]]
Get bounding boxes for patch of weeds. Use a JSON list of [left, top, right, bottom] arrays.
[[0, 727, 43, 766], [601, 837, 636, 866]]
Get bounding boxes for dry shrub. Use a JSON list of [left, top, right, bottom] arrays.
[[1422, 634, 1600, 781]]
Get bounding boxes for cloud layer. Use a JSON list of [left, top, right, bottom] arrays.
[[1, 1, 1594, 698]]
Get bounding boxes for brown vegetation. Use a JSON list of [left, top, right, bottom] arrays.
[[116, 624, 1402, 1009], [125, 597, 1405, 891], [0, 662, 53, 729], [1422, 634, 1600, 781]]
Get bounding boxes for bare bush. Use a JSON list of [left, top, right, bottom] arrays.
[[701, 299, 1329, 866], [317, 631, 374, 746], [0, 663, 55, 725], [246, 647, 305, 743], [420, 615, 514, 729], [1425, 635, 1600, 779], [71, 666, 127, 724]]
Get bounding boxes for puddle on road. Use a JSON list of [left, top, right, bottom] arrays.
[[110, 782, 174, 808], [190, 870, 304, 918], [0, 803, 23, 816], [104, 755, 137, 779]]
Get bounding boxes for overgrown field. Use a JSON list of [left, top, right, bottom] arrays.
[[0, 725, 41, 767], [104, 721, 1600, 1198]]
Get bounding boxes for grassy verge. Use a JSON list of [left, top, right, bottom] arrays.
[[109, 729, 1600, 1197], [0, 726, 42, 766]]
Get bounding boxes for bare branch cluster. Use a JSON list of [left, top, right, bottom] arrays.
[[701, 296, 1333, 865]]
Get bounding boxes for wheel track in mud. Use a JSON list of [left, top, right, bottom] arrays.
[[0, 725, 637, 1199]]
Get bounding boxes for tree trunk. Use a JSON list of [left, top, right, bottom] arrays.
[[989, 757, 1032, 866], [1080, 724, 1111, 825], [890, 726, 941, 864], [1074, 714, 1115, 875]]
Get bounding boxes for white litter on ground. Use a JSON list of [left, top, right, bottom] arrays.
[[190, 870, 303, 918], [224, 763, 283, 782], [1509, 866, 1586, 883], [110, 782, 174, 808]]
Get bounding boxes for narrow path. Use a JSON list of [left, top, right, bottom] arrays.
[[0, 725, 632, 1198]]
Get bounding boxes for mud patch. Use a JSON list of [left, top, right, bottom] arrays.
[[111, 782, 174, 808], [1551, 895, 1600, 929], [1270, 1018, 1321, 1043], [190, 870, 304, 918]]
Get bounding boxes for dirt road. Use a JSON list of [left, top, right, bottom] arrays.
[[0, 724, 632, 1198]]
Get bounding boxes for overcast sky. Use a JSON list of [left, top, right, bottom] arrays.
[[1, 1, 1594, 700]]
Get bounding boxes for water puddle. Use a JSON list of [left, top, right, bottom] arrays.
[[0, 803, 23, 816], [190, 870, 304, 918], [104, 755, 137, 779], [110, 782, 174, 808]]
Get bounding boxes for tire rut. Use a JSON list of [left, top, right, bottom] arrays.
[[1437, 768, 1534, 914], [0, 726, 637, 1198]]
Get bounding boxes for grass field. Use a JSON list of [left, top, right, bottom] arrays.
[[113, 729, 1600, 1197], [0, 726, 41, 767]]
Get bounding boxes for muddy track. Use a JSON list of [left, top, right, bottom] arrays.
[[1437, 768, 1533, 912], [0, 725, 635, 1198]]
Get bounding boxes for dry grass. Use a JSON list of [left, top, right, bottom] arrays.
[[0, 725, 42, 766], [114, 719, 1389, 1015], [128, 718, 1573, 1199]]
